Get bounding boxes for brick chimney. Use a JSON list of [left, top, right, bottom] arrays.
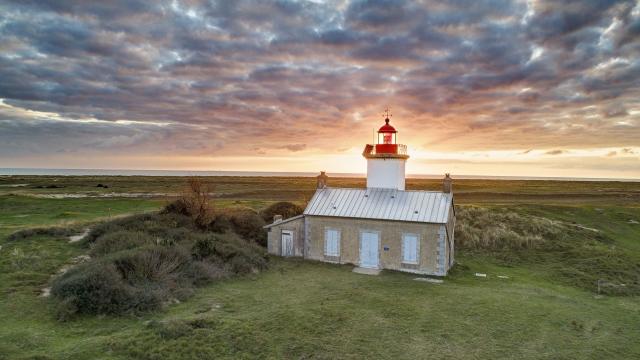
[[443, 173, 453, 193], [316, 171, 328, 189], [273, 215, 283, 223]]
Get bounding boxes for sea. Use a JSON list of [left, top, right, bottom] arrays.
[[0, 168, 637, 182]]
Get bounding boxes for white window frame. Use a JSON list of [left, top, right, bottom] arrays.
[[401, 233, 420, 264], [324, 228, 341, 257]]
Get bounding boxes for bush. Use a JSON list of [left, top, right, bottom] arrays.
[[84, 213, 195, 244], [90, 231, 155, 256], [207, 213, 231, 233], [7, 226, 80, 241], [192, 232, 268, 274], [51, 209, 269, 317], [111, 246, 192, 286], [161, 178, 215, 228], [51, 262, 142, 317], [260, 201, 304, 223], [225, 207, 267, 246], [192, 234, 218, 260]]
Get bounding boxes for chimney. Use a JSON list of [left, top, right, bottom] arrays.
[[316, 171, 328, 189], [443, 173, 453, 193], [273, 215, 283, 223]]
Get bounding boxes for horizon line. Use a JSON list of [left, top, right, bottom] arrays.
[[0, 167, 638, 182]]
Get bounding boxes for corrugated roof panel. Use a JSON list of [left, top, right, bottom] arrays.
[[303, 187, 453, 224]]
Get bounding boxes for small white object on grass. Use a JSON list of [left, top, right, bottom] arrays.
[[41, 287, 51, 297], [475, 273, 487, 277], [497, 275, 510, 279], [414, 277, 443, 284]]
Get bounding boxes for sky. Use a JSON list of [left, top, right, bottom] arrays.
[[1, 0, 639, 179]]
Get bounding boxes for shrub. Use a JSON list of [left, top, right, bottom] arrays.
[[112, 246, 191, 284], [184, 260, 227, 285], [260, 201, 304, 222], [84, 213, 195, 244], [191, 232, 267, 274], [51, 205, 270, 318], [213, 232, 268, 274], [207, 213, 231, 233], [162, 198, 190, 216], [51, 262, 141, 317], [161, 178, 215, 228], [7, 226, 80, 241], [90, 231, 155, 256], [225, 207, 267, 246], [192, 234, 218, 260]]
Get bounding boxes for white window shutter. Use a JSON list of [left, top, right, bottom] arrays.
[[403, 234, 418, 263], [325, 229, 340, 256]]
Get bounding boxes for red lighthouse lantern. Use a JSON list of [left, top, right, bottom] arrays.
[[376, 117, 398, 154]]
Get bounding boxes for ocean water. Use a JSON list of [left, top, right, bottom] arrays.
[[0, 168, 636, 182]]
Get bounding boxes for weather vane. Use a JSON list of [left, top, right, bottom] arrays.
[[383, 107, 392, 122]]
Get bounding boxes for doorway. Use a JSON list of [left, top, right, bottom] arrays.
[[360, 231, 379, 268], [281, 230, 293, 256]]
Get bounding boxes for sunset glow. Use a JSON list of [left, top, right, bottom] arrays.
[[1, 1, 639, 179]]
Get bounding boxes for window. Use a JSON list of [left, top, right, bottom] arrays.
[[324, 228, 340, 257], [402, 234, 419, 264]]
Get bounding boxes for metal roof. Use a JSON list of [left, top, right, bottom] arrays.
[[263, 214, 304, 228], [303, 187, 453, 224]]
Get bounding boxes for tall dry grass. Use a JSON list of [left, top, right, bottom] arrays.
[[455, 206, 563, 250]]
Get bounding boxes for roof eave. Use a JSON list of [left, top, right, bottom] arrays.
[[263, 214, 305, 228]]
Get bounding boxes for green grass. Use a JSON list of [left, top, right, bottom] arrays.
[[0, 176, 639, 359], [1, 258, 638, 359], [0, 195, 163, 239]]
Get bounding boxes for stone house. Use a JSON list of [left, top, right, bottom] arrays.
[[264, 117, 455, 276]]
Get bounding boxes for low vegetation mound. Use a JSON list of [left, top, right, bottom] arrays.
[[260, 201, 304, 223], [455, 206, 562, 250], [455, 206, 640, 296], [50, 178, 269, 319]]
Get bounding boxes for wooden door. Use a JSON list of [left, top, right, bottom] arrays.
[[281, 231, 293, 256]]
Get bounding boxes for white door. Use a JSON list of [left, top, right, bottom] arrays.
[[281, 231, 293, 256], [360, 231, 379, 268]]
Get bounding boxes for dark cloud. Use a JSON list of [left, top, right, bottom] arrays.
[[546, 150, 565, 155], [0, 0, 638, 166]]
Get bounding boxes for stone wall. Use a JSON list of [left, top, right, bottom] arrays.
[[305, 216, 445, 275], [266, 216, 305, 257]]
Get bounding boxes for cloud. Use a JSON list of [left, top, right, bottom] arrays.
[[278, 143, 307, 152], [546, 149, 565, 155], [0, 0, 638, 177]]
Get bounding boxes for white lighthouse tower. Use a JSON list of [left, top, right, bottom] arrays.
[[362, 111, 409, 190]]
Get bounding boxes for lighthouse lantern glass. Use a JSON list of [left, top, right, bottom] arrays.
[[378, 132, 396, 144]]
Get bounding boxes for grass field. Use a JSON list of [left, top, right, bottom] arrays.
[[0, 175, 639, 359]]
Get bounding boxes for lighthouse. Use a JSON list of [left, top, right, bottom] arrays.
[[362, 113, 409, 190], [265, 109, 456, 276]]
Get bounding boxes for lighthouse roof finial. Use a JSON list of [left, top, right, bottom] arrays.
[[378, 107, 397, 133], [383, 107, 392, 123]]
